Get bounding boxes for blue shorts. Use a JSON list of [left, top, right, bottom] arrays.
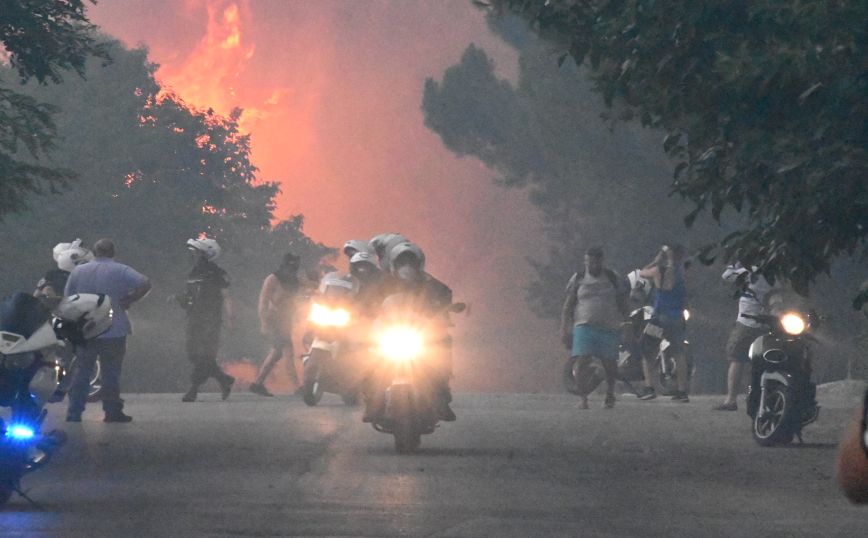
[[571, 325, 620, 361]]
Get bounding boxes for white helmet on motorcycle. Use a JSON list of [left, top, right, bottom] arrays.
[[389, 242, 426, 274], [343, 240, 375, 258], [349, 252, 379, 279], [53, 239, 93, 272], [54, 293, 113, 342], [186, 237, 221, 260]]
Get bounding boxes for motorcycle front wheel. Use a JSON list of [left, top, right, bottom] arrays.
[[752, 382, 795, 446], [302, 350, 325, 407]]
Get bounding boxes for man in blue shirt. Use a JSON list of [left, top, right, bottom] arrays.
[[65, 239, 151, 422]]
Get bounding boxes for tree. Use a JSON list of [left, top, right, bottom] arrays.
[[0, 0, 108, 218], [484, 0, 867, 294]]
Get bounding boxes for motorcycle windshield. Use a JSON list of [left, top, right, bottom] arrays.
[[0, 293, 50, 339]]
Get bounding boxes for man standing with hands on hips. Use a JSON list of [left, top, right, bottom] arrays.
[[64, 238, 151, 423]]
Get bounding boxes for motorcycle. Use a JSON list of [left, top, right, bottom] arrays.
[[745, 310, 820, 446], [368, 297, 464, 454], [0, 292, 111, 506], [301, 273, 365, 407], [51, 351, 103, 403]]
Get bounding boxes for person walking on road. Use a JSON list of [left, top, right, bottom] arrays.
[[64, 238, 151, 422], [560, 247, 629, 409], [713, 263, 772, 411], [637, 245, 690, 402], [250, 252, 303, 397], [176, 238, 236, 402]]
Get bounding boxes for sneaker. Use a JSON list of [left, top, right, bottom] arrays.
[[182, 389, 197, 403], [249, 382, 273, 397], [604, 394, 616, 409], [220, 375, 235, 401], [671, 391, 689, 403], [104, 412, 133, 423], [637, 387, 657, 400], [712, 401, 737, 411]]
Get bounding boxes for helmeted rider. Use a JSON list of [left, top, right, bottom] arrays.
[[35, 239, 93, 298], [365, 241, 457, 422], [343, 240, 375, 261], [369, 233, 409, 272], [175, 237, 236, 402], [348, 251, 386, 318]]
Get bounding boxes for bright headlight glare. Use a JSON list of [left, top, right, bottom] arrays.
[[683, 309, 691, 321], [780, 312, 806, 335], [309, 303, 350, 327], [379, 326, 424, 362]]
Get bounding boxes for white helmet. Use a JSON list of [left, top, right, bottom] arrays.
[[53, 239, 93, 272], [187, 237, 221, 260], [389, 242, 426, 273], [343, 240, 375, 258], [349, 251, 379, 278], [54, 293, 113, 341], [627, 269, 652, 301], [369, 233, 407, 258]]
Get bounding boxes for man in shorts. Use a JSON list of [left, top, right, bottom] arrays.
[[560, 247, 629, 409], [713, 263, 771, 411]]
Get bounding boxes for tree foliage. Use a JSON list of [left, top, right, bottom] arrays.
[[0, 0, 108, 218], [486, 0, 867, 293]]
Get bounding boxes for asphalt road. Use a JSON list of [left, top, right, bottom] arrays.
[[0, 391, 865, 537]]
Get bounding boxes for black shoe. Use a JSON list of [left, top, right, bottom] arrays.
[[182, 389, 197, 402], [671, 391, 690, 403], [220, 376, 235, 401], [637, 387, 657, 400], [249, 382, 273, 397], [104, 412, 133, 423], [66, 413, 82, 423], [604, 393, 616, 409]]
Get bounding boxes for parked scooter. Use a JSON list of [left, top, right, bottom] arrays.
[[367, 296, 465, 453], [745, 310, 820, 446], [0, 292, 112, 506], [301, 272, 365, 407]]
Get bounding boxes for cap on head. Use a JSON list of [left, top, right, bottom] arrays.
[[93, 238, 115, 258]]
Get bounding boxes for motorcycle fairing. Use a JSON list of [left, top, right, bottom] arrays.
[[0, 323, 58, 356]]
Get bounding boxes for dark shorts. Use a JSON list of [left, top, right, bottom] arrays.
[[652, 313, 686, 356], [726, 322, 765, 363]]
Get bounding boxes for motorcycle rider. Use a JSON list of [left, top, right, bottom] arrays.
[[343, 240, 375, 261], [349, 251, 387, 319], [250, 252, 304, 397], [35, 240, 93, 299], [637, 245, 690, 402], [560, 247, 629, 409], [175, 238, 236, 402], [713, 262, 772, 411], [362, 242, 457, 422], [369, 233, 408, 271]]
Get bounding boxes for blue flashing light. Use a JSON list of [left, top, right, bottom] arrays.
[[6, 424, 35, 440]]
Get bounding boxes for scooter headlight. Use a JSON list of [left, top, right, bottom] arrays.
[[309, 303, 351, 327], [780, 312, 806, 336], [378, 326, 424, 363]]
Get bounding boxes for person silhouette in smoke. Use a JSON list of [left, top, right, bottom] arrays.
[[250, 252, 304, 397]]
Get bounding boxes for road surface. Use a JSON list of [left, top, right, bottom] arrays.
[[1, 391, 865, 537]]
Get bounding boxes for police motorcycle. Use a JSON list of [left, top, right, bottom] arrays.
[[744, 308, 820, 446], [0, 292, 111, 505], [367, 292, 465, 454], [615, 270, 694, 395], [301, 272, 365, 407]]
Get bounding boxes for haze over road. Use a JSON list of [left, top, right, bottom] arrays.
[[1, 393, 864, 537]]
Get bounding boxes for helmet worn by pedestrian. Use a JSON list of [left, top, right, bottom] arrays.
[[53, 239, 93, 272], [186, 237, 221, 261]]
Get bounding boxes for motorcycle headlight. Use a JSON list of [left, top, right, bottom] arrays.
[[683, 309, 691, 321], [309, 303, 351, 327], [378, 326, 424, 363], [780, 312, 806, 336]]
